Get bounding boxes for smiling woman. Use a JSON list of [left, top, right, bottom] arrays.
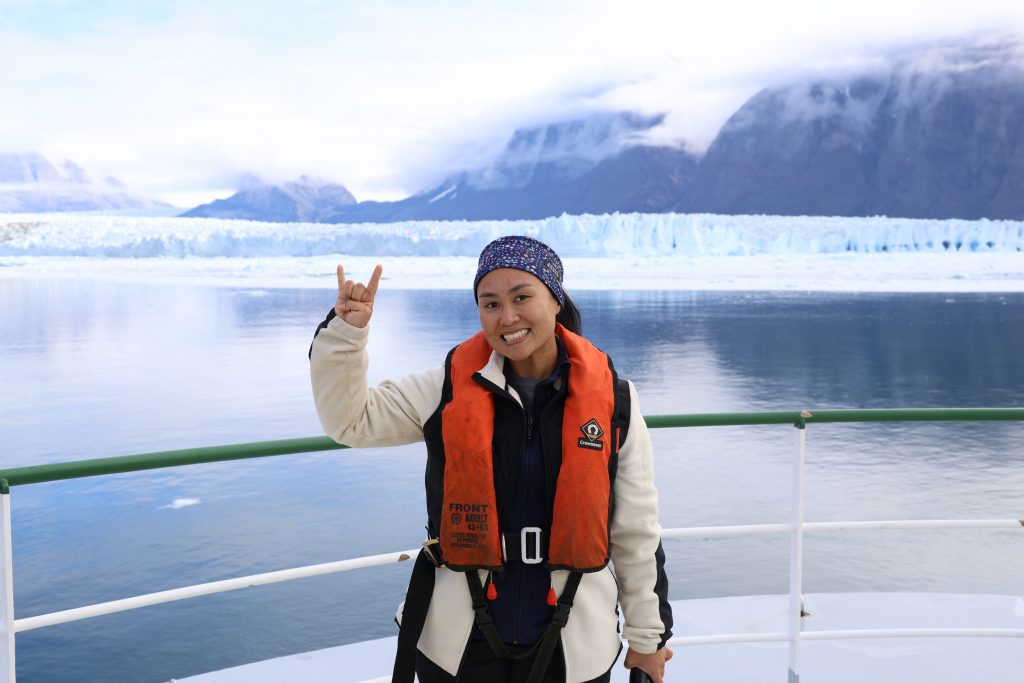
[[309, 235, 673, 683]]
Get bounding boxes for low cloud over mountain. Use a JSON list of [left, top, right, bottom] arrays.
[[682, 39, 1024, 219], [11, 39, 1023, 223], [183, 113, 700, 223], [186, 39, 1024, 224], [335, 112, 699, 222]]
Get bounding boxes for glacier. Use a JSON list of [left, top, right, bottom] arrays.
[[1, 212, 1022, 292], [1, 212, 1022, 258]]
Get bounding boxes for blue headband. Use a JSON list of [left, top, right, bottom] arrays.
[[473, 235, 565, 305]]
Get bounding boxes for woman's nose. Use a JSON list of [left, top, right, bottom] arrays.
[[500, 308, 519, 325]]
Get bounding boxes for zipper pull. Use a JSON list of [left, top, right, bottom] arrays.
[[526, 414, 533, 440]]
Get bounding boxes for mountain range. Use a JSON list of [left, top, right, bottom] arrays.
[[179, 174, 356, 222], [682, 40, 1024, 220], [0, 152, 169, 213], [6, 39, 1023, 221]]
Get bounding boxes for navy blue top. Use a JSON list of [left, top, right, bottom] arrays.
[[481, 341, 568, 645]]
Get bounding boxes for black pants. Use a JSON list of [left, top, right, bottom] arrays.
[[415, 640, 612, 683]]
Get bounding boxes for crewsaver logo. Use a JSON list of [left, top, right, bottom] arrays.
[[577, 419, 605, 451]]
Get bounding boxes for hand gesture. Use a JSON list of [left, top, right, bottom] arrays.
[[335, 263, 382, 329]]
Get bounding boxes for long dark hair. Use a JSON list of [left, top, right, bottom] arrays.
[[557, 293, 582, 335]]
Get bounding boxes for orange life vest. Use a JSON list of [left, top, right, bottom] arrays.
[[438, 324, 618, 572]]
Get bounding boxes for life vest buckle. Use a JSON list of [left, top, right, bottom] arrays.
[[550, 601, 572, 628], [422, 538, 445, 568], [520, 526, 543, 564]]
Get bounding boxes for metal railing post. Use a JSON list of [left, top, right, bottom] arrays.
[[0, 482, 16, 682], [787, 419, 808, 682]]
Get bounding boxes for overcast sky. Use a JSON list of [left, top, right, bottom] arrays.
[[2, 0, 1022, 206]]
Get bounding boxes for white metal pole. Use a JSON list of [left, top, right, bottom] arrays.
[[661, 518, 1023, 539], [0, 489, 16, 683], [787, 425, 807, 683], [15, 548, 419, 633]]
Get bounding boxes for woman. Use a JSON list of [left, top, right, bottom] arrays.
[[310, 236, 673, 683]]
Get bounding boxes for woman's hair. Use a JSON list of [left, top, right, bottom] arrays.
[[557, 293, 582, 335]]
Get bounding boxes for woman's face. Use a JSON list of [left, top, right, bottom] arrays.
[[476, 268, 561, 379]]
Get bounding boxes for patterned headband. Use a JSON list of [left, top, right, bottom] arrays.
[[473, 235, 565, 305]]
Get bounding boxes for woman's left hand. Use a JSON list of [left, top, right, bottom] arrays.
[[624, 646, 673, 683]]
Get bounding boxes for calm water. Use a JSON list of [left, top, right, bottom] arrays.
[[1, 278, 1023, 683]]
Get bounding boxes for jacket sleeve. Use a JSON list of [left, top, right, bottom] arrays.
[[609, 380, 673, 654], [309, 310, 443, 447]]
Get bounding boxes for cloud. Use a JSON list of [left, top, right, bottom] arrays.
[[720, 35, 1024, 139], [1, 0, 1023, 203]]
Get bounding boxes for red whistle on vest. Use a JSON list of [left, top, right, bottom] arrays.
[[486, 582, 498, 601], [547, 587, 557, 606]]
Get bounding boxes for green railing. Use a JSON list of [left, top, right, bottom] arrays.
[[2, 408, 1022, 489], [0, 436, 345, 490], [1, 407, 1022, 683]]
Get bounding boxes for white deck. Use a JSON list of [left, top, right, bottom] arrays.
[[174, 592, 1024, 682]]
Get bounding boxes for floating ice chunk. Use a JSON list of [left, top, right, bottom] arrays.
[[161, 498, 201, 510]]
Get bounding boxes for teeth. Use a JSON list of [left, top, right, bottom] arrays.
[[503, 330, 528, 342]]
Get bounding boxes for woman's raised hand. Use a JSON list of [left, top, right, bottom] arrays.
[[335, 263, 382, 329]]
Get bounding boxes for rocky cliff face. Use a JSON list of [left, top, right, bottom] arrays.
[[682, 41, 1024, 219]]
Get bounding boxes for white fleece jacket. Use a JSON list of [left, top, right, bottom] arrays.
[[310, 315, 669, 682]]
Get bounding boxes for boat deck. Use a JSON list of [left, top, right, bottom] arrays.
[[174, 592, 1024, 682]]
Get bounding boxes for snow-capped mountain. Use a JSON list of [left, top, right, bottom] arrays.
[[181, 175, 357, 222], [401, 112, 699, 220], [10, 36, 1009, 224], [682, 39, 1024, 219], [184, 38, 1024, 224], [319, 112, 699, 223], [339, 39, 1024, 223], [176, 114, 698, 224], [0, 152, 169, 212]]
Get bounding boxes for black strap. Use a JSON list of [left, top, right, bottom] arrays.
[[466, 570, 585, 682], [526, 570, 583, 683], [392, 548, 439, 683], [465, 572, 519, 660], [398, 557, 584, 682], [500, 529, 549, 563]]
